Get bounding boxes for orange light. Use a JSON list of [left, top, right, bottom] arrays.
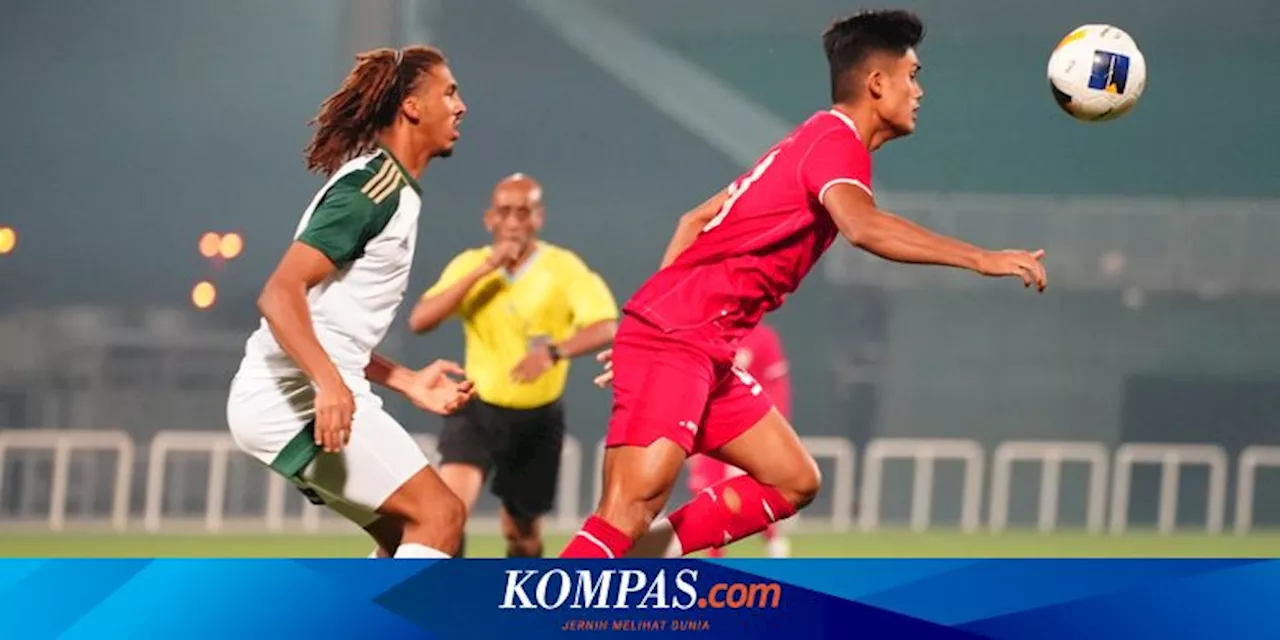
[[0, 227, 15, 255], [192, 281, 217, 309], [199, 232, 221, 258], [219, 232, 243, 259]]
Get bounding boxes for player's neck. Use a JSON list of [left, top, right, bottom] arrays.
[[831, 102, 892, 152], [377, 128, 431, 179]]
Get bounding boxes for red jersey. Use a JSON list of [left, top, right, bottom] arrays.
[[734, 323, 792, 419], [625, 109, 873, 344]]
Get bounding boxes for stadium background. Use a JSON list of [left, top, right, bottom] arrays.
[[2, 0, 1279, 556]]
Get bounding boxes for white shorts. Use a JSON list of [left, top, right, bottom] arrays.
[[226, 373, 430, 526]]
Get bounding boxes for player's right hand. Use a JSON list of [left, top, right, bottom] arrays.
[[593, 349, 614, 388], [976, 249, 1048, 292], [484, 239, 522, 270], [314, 379, 355, 454], [404, 359, 477, 415]]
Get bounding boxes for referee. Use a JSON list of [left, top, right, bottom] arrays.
[[408, 174, 618, 557]]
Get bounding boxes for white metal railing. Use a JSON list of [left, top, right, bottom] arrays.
[[792, 437, 856, 532], [988, 441, 1109, 534], [6, 430, 1280, 535], [1234, 445, 1280, 535], [0, 429, 134, 532], [1109, 443, 1228, 535], [860, 438, 986, 533], [144, 431, 239, 533]]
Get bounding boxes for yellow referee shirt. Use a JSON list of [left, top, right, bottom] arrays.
[[424, 241, 618, 409]]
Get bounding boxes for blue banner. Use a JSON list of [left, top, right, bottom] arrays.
[[2, 559, 1279, 639]]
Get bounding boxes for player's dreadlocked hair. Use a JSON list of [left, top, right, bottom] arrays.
[[822, 9, 925, 103], [303, 45, 447, 175]]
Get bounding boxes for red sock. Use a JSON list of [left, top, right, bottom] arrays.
[[761, 524, 777, 542], [666, 475, 796, 555], [560, 515, 634, 558]]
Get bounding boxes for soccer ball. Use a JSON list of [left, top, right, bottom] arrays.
[[1047, 24, 1147, 122]]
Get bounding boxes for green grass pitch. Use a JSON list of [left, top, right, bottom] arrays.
[[3, 530, 1280, 558]]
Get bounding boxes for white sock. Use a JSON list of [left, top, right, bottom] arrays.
[[393, 543, 451, 559], [624, 518, 684, 558]]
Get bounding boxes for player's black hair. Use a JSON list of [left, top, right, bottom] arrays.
[[822, 9, 925, 103], [303, 45, 447, 175]]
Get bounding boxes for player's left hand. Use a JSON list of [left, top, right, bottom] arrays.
[[404, 359, 476, 415], [510, 347, 554, 383]]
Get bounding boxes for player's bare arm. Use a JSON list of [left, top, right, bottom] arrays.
[[659, 189, 729, 268], [407, 242, 519, 333], [366, 353, 476, 414], [824, 183, 1047, 291], [256, 241, 354, 453], [511, 319, 617, 383], [364, 353, 416, 392]]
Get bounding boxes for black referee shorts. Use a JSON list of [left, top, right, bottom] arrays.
[[438, 396, 566, 520]]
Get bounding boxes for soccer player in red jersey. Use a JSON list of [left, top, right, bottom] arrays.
[[688, 322, 793, 557], [561, 9, 1047, 559]]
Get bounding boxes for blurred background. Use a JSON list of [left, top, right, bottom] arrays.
[[2, 0, 1279, 556]]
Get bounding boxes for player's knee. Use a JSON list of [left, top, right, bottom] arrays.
[[783, 454, 822, 510], [402, 489, 466, 540], [435, 492, 468, 535]]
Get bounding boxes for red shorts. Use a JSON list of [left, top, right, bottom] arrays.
[[605, 314, 773, 455]]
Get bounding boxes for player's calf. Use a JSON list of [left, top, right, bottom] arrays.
[[364, 515, 405, 558], [378, 466, 466, 557], [596, 442, 684, 538], [642, 409, 821, 557], [560, 440, 685, 558]]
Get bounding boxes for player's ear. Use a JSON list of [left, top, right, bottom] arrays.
[[400, 95, 421, 124], [866, 68, 885, 100]]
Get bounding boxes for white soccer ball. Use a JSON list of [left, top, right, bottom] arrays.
[[1047, 24, 1147, 122]]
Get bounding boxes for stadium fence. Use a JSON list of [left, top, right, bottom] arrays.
[[2, 429, 1277, 536]]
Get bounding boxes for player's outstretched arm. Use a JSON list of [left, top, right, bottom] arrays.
[[257, 242, 354, 452], [365, 353, 416, 392], [824, 183, 1047, 291], [659, 189, 729, 268], [368, 353, 475, 415]]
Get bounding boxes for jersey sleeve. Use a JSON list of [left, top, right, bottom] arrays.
[[296, 174, 396, 267], [798, 129, 874, 206], [563, 253, 619, 327]]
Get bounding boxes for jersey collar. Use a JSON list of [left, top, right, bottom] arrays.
[[376, 144, 423, 195], [827, 108, 863, 141], [502, 241, 543, 282]]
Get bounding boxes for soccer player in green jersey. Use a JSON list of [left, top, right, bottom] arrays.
[[227, 46, 474, 558]]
